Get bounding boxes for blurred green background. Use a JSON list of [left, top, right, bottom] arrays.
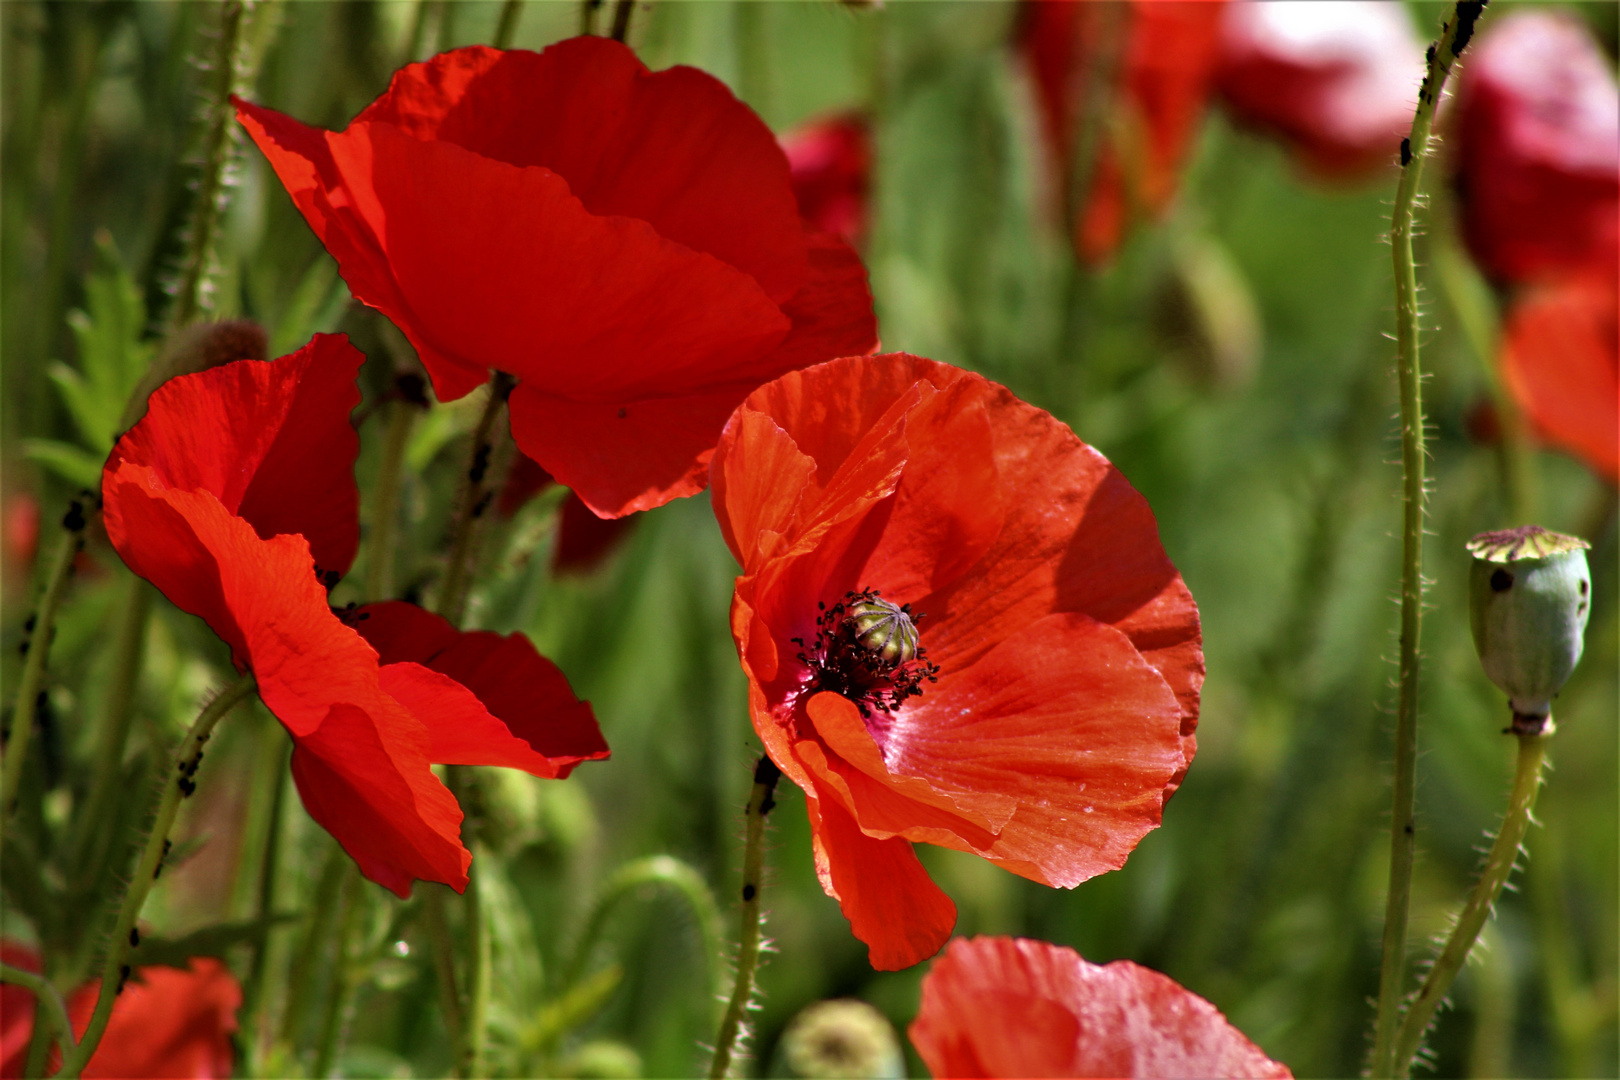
[[1, 2, 1615, 1077]]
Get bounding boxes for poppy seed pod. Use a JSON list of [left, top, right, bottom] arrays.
[[1467, 526, 1592, 724], [846, 594, 921, 665]]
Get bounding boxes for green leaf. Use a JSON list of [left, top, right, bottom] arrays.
[[21, 439, 104, 490], [49, 232, 154, 454]]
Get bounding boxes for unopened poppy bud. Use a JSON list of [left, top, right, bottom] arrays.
[[846, 595, 920, 665], [1467, 525, 1592, 723], [780, 999, 904, 1079], [119, 319, 269, 432]]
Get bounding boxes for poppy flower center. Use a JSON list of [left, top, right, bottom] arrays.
[[792, 589, 940, 719]]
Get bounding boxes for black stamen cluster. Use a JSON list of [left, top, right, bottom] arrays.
[[791, 589, 939, 719]]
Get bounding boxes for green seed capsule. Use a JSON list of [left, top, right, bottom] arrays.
[[780, 999, 905, 1079], [1467, 526, 1592, 720], [845, 596, 920, 666]]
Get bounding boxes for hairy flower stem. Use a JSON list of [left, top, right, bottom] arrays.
[[422, 887, 467, 1055], [239, 738, 289, 1073], [609, 0, 635, 43], [437, 372, 515, 626], [168, 0, 254, 331], [461, 838, 492, 1080], [1371, 5, 1489, 1077], [1, 509, 87, 835], [0, 963, 77, 1066], [55, 674, 256, 1079], [709, 756, 782, 1080], [562, 855, 725, 1001], [1393, 726, 1549, 1076]]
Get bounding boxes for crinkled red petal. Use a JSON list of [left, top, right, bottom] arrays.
[[62, 958, 241, 1080], [911, 937, 1292, 1079]]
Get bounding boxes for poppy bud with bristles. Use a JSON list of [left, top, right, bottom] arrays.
[[845, 595, 920, 666], [1467, 525, 1592, 727]]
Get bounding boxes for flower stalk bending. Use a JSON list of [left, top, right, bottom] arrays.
[[1371, 4, 1490, 1076], [1392, 723, 1549, 1077], [709, 756, 782, 1079], [55, 673, 256, 1079]]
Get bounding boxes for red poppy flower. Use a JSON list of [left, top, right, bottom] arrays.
[[1022, 0, 1227, 264], [711, 354, 1201, 970], [1500, 271, 1619, 484], [909, 937, 1291, 1079], [1215, 1, 1424, 179], [2, 945, 240, 1080], [1451, 10, 1619, 285], [497, 454, 636, 575], [101, 336, 606, 896], [780, 112, 873, 246], [235, 37, 877, 520]]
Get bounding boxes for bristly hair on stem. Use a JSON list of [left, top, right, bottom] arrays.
[[1370, 3, 1491, 1078]]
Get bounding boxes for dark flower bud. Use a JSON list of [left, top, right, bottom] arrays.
[[1467, 525, 1592, 722]]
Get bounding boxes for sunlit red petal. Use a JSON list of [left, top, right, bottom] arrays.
[[1452, 11, 1620, 284], [1216, 1, 1423, 179], [806, 791, 957, 972], [910, 937, 1292, 1079], [358, 600, 609, 776], [105, 337, 362, 578], [1500, 273, 1620, 484]]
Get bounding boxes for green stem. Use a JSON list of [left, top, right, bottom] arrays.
[[238, 735, 289, 1073], [70, 578, 153, 888], [422, 886, 467, 1058], [366, 395, 418, 602], [608, 0, 635, 43], [54, 673, 255, 1079], [278, 844, 348, 1055], [494, 0, 524, 48], [561, 855, 726, 1004], [311, 865, 367, 1080], [1370, 7, 1486, 1076], [1392, 727, 1549, 1077], [436, 373, 514, 625], [1, 507, 86, 834], [168, 0, 252, 331], [461, 854, 491, 1080], [0, 963, 77, 1066], [708, 756, 781, 1080]]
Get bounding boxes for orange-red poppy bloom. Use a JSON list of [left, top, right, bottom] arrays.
[[236, 37, 876, 520], [102, 336, 605, 895], [1451, 10, 1619, 285], [1021, 0, 1228, 264], [1500, 271, 1619, 484], [1215, 1, 1423, 180], [909, 937, 1291, 1079], [711, 354, 1201, 970], [780, 112, 873, 246], [2, 944, 240, 1080]]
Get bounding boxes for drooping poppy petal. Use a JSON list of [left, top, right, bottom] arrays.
[[357, 600, 610, 777], [237, 37, 877, 519], [2, 945, 242, 1080], [909, 937, 1292, 1079], [1500, 272, 1620, 484], [1022, 0, 1228, 264], [1215, 1, 1424, 179], [712, 354, 1201, 969], [781, 112, 873, 245], [1451, 10, 1620, 285], [105, 333, 362, 579]]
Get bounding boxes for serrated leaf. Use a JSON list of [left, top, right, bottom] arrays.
[[48, 233, 154, 455]]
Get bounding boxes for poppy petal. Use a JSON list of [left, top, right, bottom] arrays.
[[357, 601, 609, 774], [910, 937, 1293, 1079], [806, 790, 957, 971], [757, 232, 878, 376], [354, 39, 808, 305], [105, 337, 362, 577], [66, 959, 241, 1080], [290, 703, 469, 897]]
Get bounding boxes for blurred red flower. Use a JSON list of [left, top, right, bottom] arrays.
[[1500, 271, 1619, 484], [1022, 0, 1227, 264], [1451, 10, 1619, 285], [711, 354, 1201, 969], [909, 937, 1291, 1079], [498, 454, 636, 575], [236, 37, 877, 520], [1215, 1, 1424, 179], [2, 944, 240, 1080], [780, 112, 873, 246], [101, 336, 606, 895]]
